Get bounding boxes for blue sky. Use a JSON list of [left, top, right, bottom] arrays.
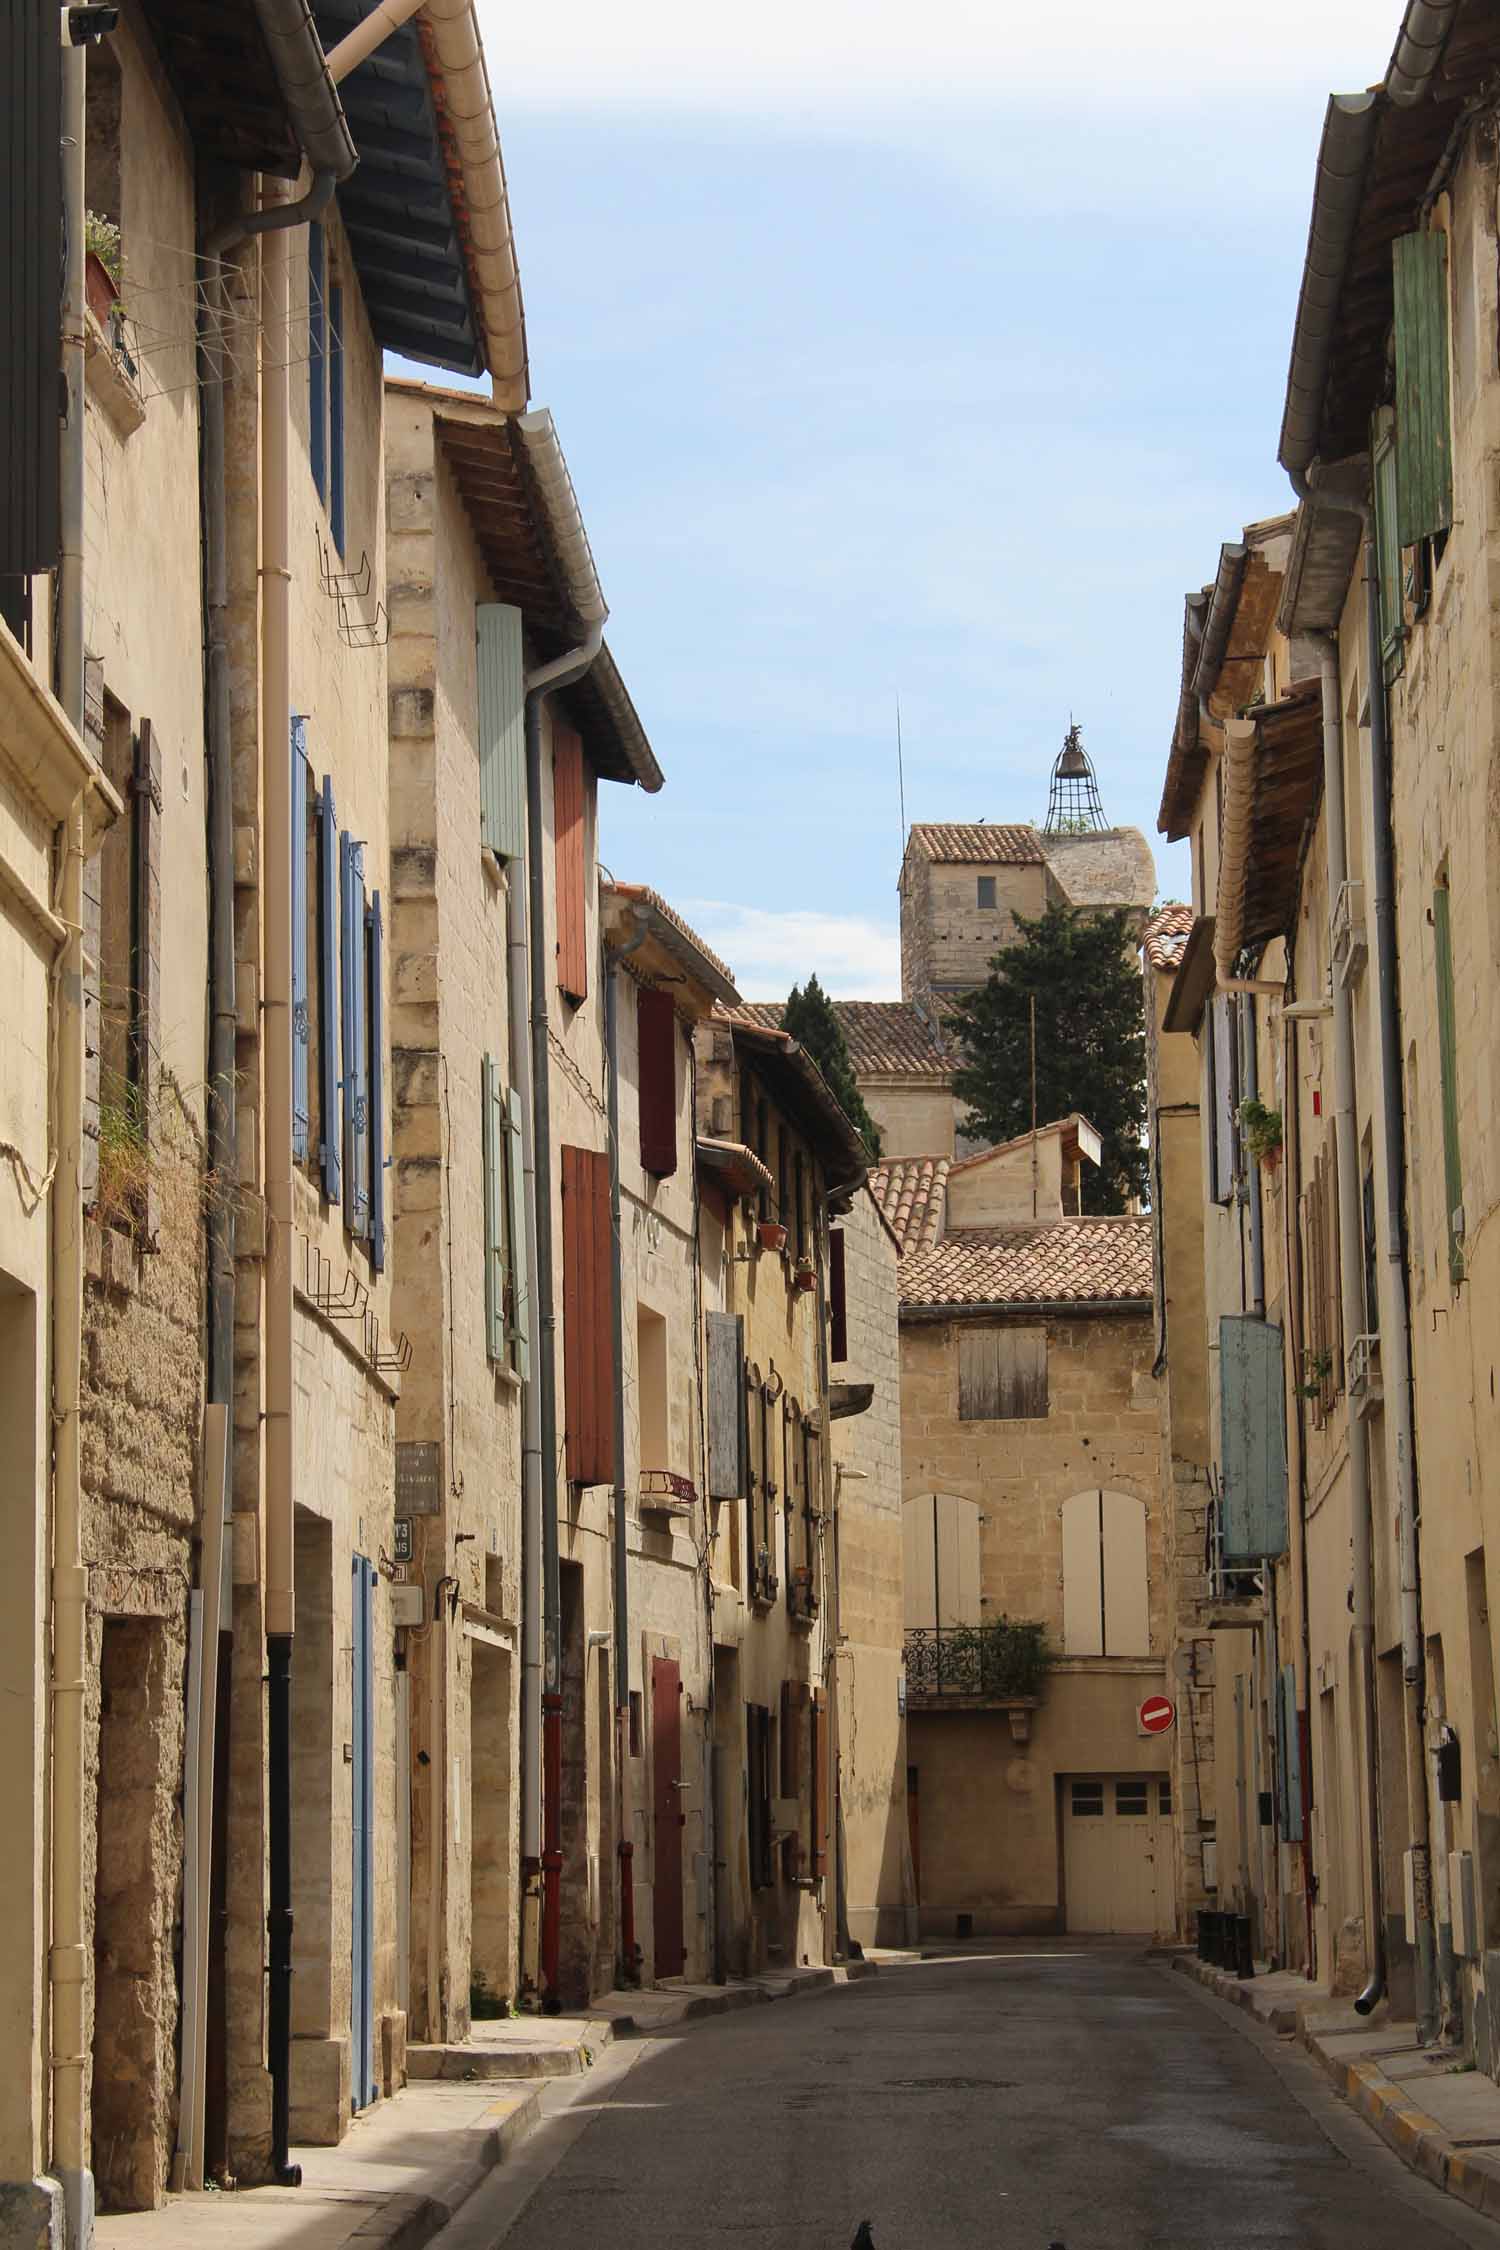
[[457, 3, 1395, 996]]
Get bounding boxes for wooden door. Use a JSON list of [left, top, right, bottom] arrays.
[[652, 1656, 685, 1977], [1064, 1774, 1157, 1935]]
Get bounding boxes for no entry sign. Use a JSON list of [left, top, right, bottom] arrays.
[[1138, 1695, 1176, 1737]]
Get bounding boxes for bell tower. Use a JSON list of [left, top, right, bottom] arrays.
[[1043, 722, 1107, 833]]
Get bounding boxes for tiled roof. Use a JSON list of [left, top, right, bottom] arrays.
[[740, 1001, 953, 1079], [604, 882, 738, 995], [1143, 902, 1194, 970], [868, 1158, 951, 1254], [899, 1216, 1153, 1311], [906, 823, 1045, 866]]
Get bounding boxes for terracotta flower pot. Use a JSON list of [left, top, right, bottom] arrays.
[[793, 1262, 816, 1293], [85, 250, 119, 327], [757, 1220, 787, 1253]]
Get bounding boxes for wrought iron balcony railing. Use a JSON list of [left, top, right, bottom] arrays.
[[903, 1620, 1049, 1701]]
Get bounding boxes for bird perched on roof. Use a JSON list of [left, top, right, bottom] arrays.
[[851, 2226, 875, 2250]]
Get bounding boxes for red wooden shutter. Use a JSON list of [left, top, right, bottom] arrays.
[[561, 1144, 614, 1484], [637, 984, 677, 1177], [811, 1690, 829, 1878], [829, 1228, 847, 1363], [553, 726, 588, 1002]]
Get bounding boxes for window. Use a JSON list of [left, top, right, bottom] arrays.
[[1116, 1779, 1149, 1818], [901, 1493, 980, 1630], [747, 1364, 776, 1603], [307, 222, 345, 552], [476, 603, 525, 861], [747, 1705, 774, 1889], [1061, 1489, 1149, 1657], [1070, 1780, 1104, 1818], [553, 726, 588, 1003], [1158, 1779, 1173, 1817], [958, 1326, 1047, 1420], [637, 984, 678, 1178], [1432, 877, 1464, 1286], [482, 1057, 527, 1369], [1361, 1153, 1379, 1337], [828, 1228, 847, 1363], [561, 1145, 613, 1482], [977, 875, 997, 909], [637, 1304, 669, 1473]]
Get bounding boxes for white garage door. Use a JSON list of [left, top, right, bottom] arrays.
[[1064, 1775, 1175, 1937]]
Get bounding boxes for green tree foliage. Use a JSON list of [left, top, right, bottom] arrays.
[[782, 975, 882, 1159], [949, 905, 1147, 1214]]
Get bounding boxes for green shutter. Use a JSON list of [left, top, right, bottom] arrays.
[[1277, 1665, 1304, 1843], [1218, 1315, 1289, 1562], [477, 603, 526, 860], [1393, 228, 1453, 547], [1432, 882, 1465, 1284], [504, 1085, 529, 1378], [482, 1055, 506, 1362], [1372, 409, 1405, 685]]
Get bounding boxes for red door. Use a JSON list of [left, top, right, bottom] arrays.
[[652, 1656, 685, 1977]]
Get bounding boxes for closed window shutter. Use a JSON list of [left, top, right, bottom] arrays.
[[706, 1311, 745, 1499], [553, 727, 588, 1002], [1061, 1490, 1105, 1657], [308, 221, 326, 502], [329, 280, 345, 556], [1433, 881, 1465, 1283], [476, 604, 526, 859], [367, 891, 386, 1271], [828, 1228, 847, 1363], [561, 1144, 613, 1483], [811, 1691, 829, 1878], [482, 1056, 506, 1361], [291, 721, 310, 1161], [131, 720, 163, 1240], [318, 778, 341, 1203], [637, 984, 678, 1176], [1099, 1488, 1150, 1656], [1393, 229, 1453, 547], [505, 1087, 529, 1376], [1372, 409, 1405, 683], [1211, 996, 1236, 1202], [341, 832, 370, 1236], [1277, 1664, 1304, 1842]]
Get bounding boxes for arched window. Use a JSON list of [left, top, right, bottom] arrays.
[[901, 1493, 981, 1630], [1061, 1489, 1149, 1656]]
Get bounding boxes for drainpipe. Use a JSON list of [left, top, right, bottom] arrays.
[[1360, 524, 1440, 2042], [50, 43, 91, 2245], [506, 853, 544, 1998], [604, 916, 647, 1984], [524, 621, 604, 2006]]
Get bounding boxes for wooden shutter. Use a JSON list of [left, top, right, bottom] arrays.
[[553, 726, 588, 1002], [308, 222, 327, 501], [1099, 1489, 1150, 1656], [1433, 881, 1465, 1283], [482, 1056, 506, 1361], [477, 603, 526, 860], [561, 1144, 613, 1483], [1061, 1491, 1105, 1657], [505, 1087, 529, 1376], [367, 891, 386, 1271], [291, 721, 310, 1161], [747, 1704, 773, 1891], [1210, 996, 1236, 1202], [637, 984, 678, 1177], [1218, 1317, 1289, 1562], [828, 1228, 847, 1363], [1372, 409, 1405, 683], [932, 1492, 980, 1627], [0, 0, 60, 573], [706, 1312, 745, 1499], [1393, 229, 1453, 547], [811, 1691, 829, 1879], [959, 1326, 1046, 1420], [329, 280, 345, 555], [318, 780, 341, 1204], [341, 833, 369, 1236], [1277, 1664, 1304, 1842]]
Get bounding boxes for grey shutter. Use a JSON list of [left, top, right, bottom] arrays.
[[1372, 409, 1405, 683], [0, 0, 60, 572], [368, 891, 386, 1271], [505, 1086, 529, 1376], [707, 1313, 745, 1499], [482, 1056, 505, 1362], [1393, 229, 1454, 547], [1211, 996, 1236, 1203], [318, 779, 341, 1204], [1277, 1664, 1304, 1842], [477, 603, 526, 859], [1219, 1316, 1289, 1561], [341, 833, 369, 1236], [291, 720, 310, 1161]]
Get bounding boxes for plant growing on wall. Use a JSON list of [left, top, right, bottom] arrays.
[[942, 1616, 1051, 1698], [949, 903, 1148, 1213], [1238, 1097, 1283, 1165], [782, 974, 882, 1158]]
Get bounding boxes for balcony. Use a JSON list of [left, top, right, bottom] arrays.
[[903, 1620, 1049, 1719], [639, 1469, 697, 1522]]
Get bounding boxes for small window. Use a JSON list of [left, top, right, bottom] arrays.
[[1070, 1780, 1104, 1817], [1158, 1779, 1173, 1817], [977, 875, 997, 909], [1116, 1780, 1150, 1818], [959, 1326, 1047, 1420]]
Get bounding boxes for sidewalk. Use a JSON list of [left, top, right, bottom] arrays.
[[96, 1962, 875, 2250], [1174, 1952, 1500, 2222]]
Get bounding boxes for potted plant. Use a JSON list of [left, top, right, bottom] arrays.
[[85, 212, 122, 326], [1238, 1097, 1283, 1168], [792, 1256, 816, 1293], [757, 1218, 787, 1254]]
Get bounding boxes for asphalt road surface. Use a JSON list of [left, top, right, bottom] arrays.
[[459, 1944, 1500, 2250]]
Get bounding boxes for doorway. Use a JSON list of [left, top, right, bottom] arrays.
[[350, 1555, 375, 2112], [470, 1637, 513, 2015], [1064, 1774, 1175, 1935], [652, 1654, 685, 1978]]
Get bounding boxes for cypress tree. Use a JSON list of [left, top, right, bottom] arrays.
[[782, 976, 882, 1160]]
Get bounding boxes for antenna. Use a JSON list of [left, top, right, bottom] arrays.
[[896, 693, 907, 848]]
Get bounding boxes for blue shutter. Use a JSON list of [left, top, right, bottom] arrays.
[[329, 280, 345, 557], [1277, 1664, 1304, 1842], [291, 719, 310, 1161], [1218, 1315, 1289, 1561], [308, 222, 326, 503], [505, 1086, 529, 1378], [341, 832, 370, 1237], [318, 778, 341, 1204], [367, 891, 386, 1273], [476, 604, 526, 859], [482, 1055, 505, 1362]]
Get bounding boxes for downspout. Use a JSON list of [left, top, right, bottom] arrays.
[[506, 852, 544, 1999], [604, 916, 648, 1985], [524, 620, 604, 2007], [1360, 520, 1439, 2041]]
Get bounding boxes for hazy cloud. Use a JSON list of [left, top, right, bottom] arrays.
[[683, 902, 902, 1001]]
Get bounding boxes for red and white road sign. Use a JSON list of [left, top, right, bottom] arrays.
[[1138, 1694, 1176, 1737]]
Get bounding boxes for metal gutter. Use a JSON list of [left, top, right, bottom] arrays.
[[1191, 544, 1248, 703], [418, 0, 529, 405], [514, 411, 607, 625], [1277, 92, 1382, 478], [900, 1296, 1153, 1325], [250, 0, 358, 178], [1388, 0, 1463, 105]]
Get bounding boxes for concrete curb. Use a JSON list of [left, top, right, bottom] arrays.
[[409, 2017, 618, 2081], [1172, 1954, 1500, 2220]]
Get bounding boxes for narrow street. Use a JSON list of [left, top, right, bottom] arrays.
[[459, 1950, 1500, 2250]]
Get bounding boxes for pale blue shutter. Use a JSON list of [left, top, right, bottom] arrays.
[[318, 778, 341, 1204], [482, 1055, 505, 1361], [476, 603, 526, 860], [367, 891, 386, 1272], [1218, 1315, 1288, 1561], [291, 719, 310, 1161], [329, 281, 345, 557], [505, 1085, 529, 1377], [308, 222, 326, 502], [1277, 1664, 1304, 1842], [341, 833, 369, 1237]]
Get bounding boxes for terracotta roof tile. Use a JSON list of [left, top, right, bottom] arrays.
[[906, 822, 1045, 865], [740, 1000, 953, 1079], [899, 1216, 1153, 1311], [1143, 902, 1194, 970], [604, 882, 738, 994], [868, 1157, 951, 1254]]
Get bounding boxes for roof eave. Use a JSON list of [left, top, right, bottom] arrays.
[[900, 1295, 1152, 1324], [1277, 90, 1384, 479]]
